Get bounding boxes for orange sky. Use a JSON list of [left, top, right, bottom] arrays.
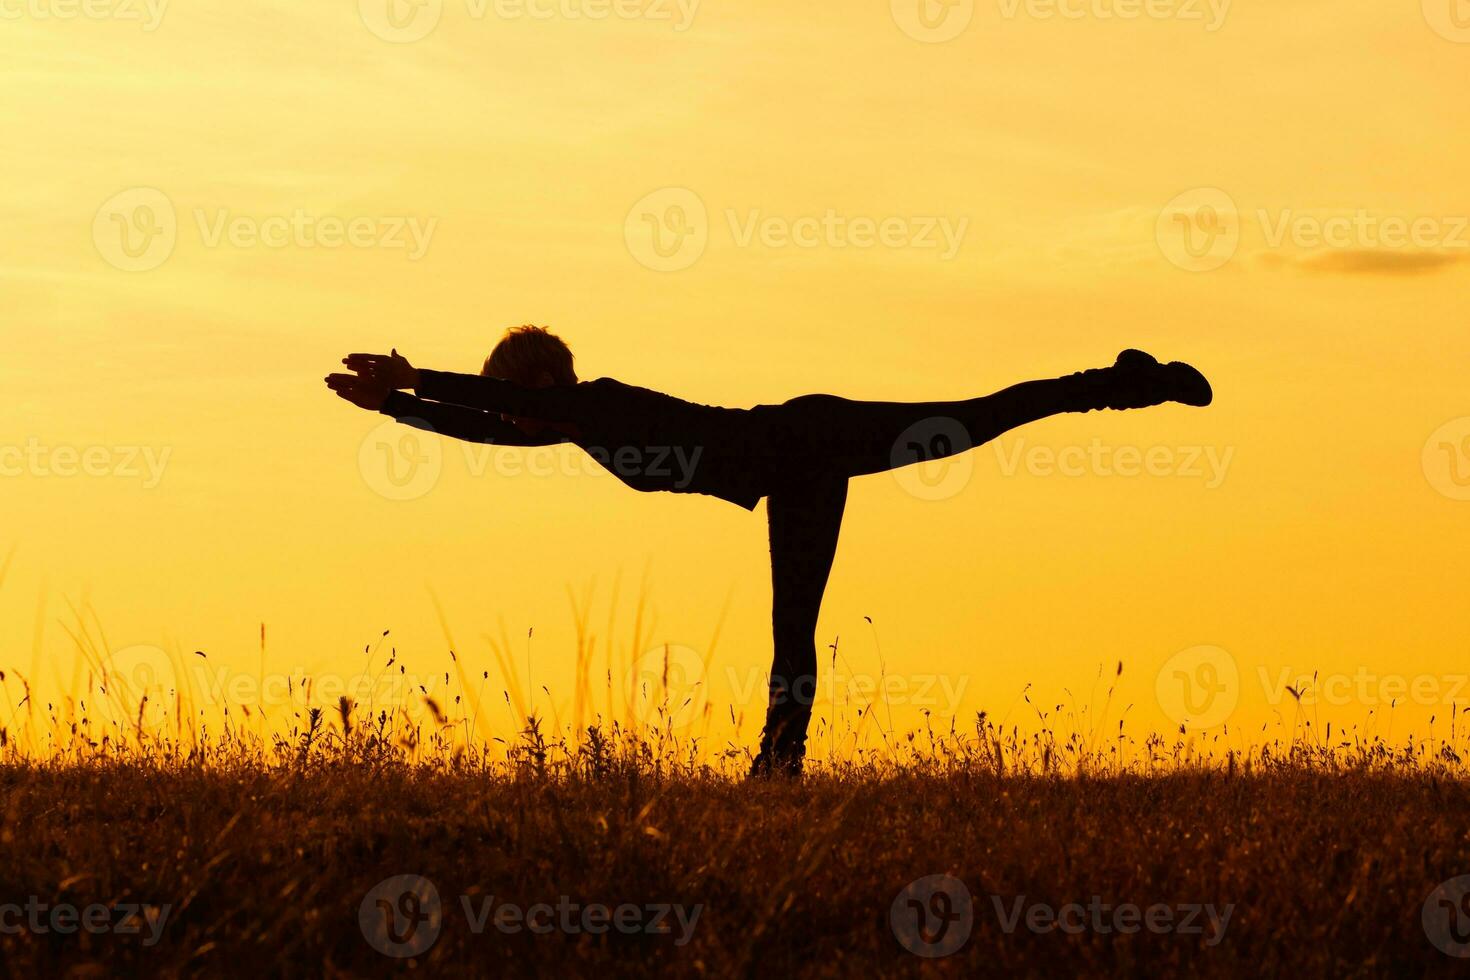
[[1, 0, 1467, 756]]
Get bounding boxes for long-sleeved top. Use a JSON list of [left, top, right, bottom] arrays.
[[379, 371, 770, 510]]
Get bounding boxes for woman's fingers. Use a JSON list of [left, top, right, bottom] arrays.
[[326, 380, 360, 403], [343, 353, 391, 371], [325, 373, 387, 409]]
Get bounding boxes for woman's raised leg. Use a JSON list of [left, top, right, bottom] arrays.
[[768, 350, 1211, 481]]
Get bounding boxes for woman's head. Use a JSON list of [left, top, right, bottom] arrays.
[[482, 325, 577, 388]]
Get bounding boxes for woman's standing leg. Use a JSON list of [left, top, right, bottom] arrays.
[[750, 475, 849, 777]]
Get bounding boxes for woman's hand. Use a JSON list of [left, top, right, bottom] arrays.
[[325, 372, 391, 410], [342, 349, 419, 390]]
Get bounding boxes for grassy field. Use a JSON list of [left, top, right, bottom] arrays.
[[4, 734, 1470, 977], [3, 621, 1469, 975]]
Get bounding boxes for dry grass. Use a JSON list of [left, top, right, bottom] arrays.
[[4, 604, 1470, 975], [3, 719, 1470, 977]]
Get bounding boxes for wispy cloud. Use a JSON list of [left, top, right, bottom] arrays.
[[1258, 249, 1470, 276]]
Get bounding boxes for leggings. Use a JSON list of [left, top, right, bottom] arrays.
[[753, 375, 1099, 772]]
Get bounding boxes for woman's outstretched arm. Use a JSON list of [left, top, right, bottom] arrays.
[[342, 351, 585, 422], [413, 369, 583, 421], [379, 391, 568, 448], [326, 372, 568, 447]]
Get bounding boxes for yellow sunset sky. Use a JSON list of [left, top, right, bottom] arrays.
[[1, 0, 1467, 754]]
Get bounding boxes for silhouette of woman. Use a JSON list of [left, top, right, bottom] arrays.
[[328, 330, 1211, 776]]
